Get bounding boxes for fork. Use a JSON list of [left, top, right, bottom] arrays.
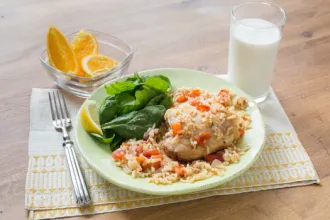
[[48, 91, 91, 206]]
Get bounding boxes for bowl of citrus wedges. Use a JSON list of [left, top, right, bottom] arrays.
[[40, 25, 133, 98]]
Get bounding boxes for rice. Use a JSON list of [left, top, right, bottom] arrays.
[[112, 88, 251, 184]]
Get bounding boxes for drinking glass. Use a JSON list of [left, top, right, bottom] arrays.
[[228, 2, 286, 103]]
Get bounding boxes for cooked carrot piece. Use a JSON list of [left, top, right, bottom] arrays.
[[136, 156, 145, 163], [186, 89, 201, 97], [151, 154, 163, 159], [194, 131, 211, 145], [196, 104, 210, 112], [190, 99, 200, 106], [239, 129, 245, 136], [199, 131, 211, 140], [143, 149, 160, 158], [176, 94, 187, 103], [171, 122, 182, 136], [112, 149, 125, 160], [152, 161, 162, 170], [174, 166, 185, 177]]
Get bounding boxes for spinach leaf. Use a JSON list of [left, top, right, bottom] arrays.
[[105, 81, 138, 95], [115, 92, 137, 115], [135, 85, 159, 109], [126, 72, 146, 84], [145, 75, 171, 93], [109, 135, 123, 151], [134, 72, 149, 83], [90, 133, 115, 144], [159, 93, 173, 109], [100, 95, 114, 107], [103, 129, 115, 138], [90, 131, 123, 151], [146, 93, 173, 109], [102, 105, 166, 140], [145, 94, 165, 107], [99, 97, 118, 125], [115, 86, 159, 115], [105, 73, 145, 95]]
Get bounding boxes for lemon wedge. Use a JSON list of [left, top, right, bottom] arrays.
[[80, 100, 103, 135]]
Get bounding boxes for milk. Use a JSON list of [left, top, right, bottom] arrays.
[[228, 18, 281, 100]]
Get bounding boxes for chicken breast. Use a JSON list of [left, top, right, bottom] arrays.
[[163, 88, 241, 162]]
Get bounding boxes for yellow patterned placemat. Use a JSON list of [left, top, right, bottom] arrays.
[[25, 132, 319, 219], [25, 88, 320, 220]]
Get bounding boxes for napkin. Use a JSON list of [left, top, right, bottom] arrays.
[[25, 77, 320, 220]]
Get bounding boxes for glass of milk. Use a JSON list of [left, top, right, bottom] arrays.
[[228, 2, 286, 103]]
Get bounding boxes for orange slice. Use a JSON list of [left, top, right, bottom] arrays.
[[82, 54, 118, 77], [72, 29, 98, 77], [47, 25, 78, 74]]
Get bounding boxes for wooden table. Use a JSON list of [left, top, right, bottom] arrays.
[[1, 0, 330, 219]]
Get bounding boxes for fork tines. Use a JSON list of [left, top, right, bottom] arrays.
[[48, 91, 71, 128]]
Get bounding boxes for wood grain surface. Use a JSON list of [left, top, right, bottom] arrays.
[[1, 0, 330, 219]]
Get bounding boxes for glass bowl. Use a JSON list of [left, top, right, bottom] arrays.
[[40, 30, 134, 98]]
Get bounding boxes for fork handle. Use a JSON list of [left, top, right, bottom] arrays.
[[63, 140, 91, 206]]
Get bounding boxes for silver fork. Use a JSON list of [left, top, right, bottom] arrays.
[[48, 91, 91, 206]]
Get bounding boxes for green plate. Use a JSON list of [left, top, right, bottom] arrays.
[[75, 68, 265, 195]]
